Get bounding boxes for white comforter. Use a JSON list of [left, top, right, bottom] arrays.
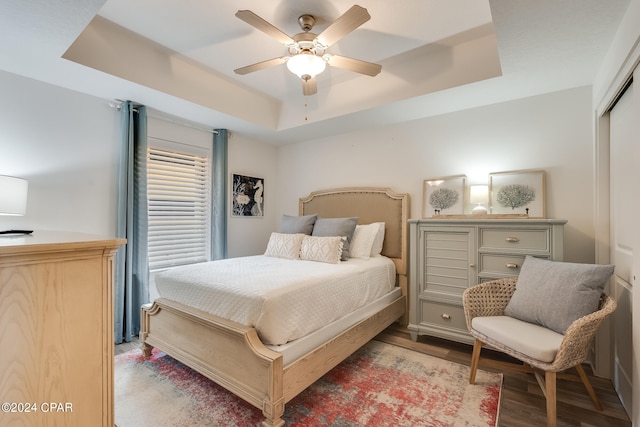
[[155, 255, 396, 345]]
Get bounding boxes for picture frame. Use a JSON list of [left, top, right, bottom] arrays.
[[232, 173, 264, 217], [489, 170, 545, 218], [423, 175, 466, 217]]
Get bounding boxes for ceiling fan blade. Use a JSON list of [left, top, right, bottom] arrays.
[[234, 57, 288, 75], [302, 77, 317, 96], [315, 5, 370, 47], [235, 10, 295, 45], [326, 55, 381, 77]]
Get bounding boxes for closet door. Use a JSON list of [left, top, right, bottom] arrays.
[[609, 80, 636, 416]]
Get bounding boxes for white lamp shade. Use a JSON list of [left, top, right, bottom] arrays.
[[286, 53, 326, 79], [0, 175, 28, 215], [469, 185, 488, 205]]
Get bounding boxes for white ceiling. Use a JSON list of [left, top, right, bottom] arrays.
[[0, 0, 630, 144]]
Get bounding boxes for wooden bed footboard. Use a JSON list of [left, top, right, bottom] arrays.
[[140, 295, 405, 427], [140, 298, 285, 426]]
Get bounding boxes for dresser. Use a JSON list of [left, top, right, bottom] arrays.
[[0, 231, 125, 426], [408, 219, 566, 344]]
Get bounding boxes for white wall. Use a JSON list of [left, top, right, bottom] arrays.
[[0, 70, 120, 236], [276, 86, 596, 263], [0, 69, 279, 260], [0, 68, 600, 265], [0, 64, 601, 267], [227, 132, 278, 257]]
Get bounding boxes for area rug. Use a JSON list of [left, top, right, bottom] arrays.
[[115, 340, 501, 427]]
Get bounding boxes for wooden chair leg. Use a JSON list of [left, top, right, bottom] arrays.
[[545, 371, 557, 427], [469, 339, 483, 384], [575, 364, 603, 411]]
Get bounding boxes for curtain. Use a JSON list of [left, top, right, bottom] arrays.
[[114, 101, 149, 344], [212, 129, 228, 260]]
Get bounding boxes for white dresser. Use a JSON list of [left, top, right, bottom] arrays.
[[408, 218, 566, 344]]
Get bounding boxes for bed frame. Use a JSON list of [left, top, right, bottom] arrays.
[[140, 187, 409, 427]]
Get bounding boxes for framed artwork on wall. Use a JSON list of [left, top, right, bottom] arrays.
[[489, 170, 546, 218], [232, 173, 264, 217], [423, 175, 466, 217]]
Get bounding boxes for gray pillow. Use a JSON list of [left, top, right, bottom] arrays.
[[312, 217, 358, 260], [279, 214, 317, 235], [504, 256, 614, 334]]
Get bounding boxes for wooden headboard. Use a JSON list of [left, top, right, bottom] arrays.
[[299, 187, 409, 277]]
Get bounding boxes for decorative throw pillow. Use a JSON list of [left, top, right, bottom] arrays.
[[369, 222, 386, 257], [279, 214, 317, 235], [264, 232, 305, 260], [350, 223, 381, 259], [504, 256, 615, 334], [300, 235, 344, 264], [312, 217, 358, 260]]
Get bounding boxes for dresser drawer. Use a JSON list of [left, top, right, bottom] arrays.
[[419, 301, 468, 332], [479, 254, 524, 276], [479, 253, 550, 276], [479, 228, 550, 252]]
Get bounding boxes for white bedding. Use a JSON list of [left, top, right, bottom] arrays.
[[155, 255, 396, 345], [269, 287, 402, 365]]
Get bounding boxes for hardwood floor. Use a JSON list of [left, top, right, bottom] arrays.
[[116, 324, 631, 427], [114, 338, 140, 356]]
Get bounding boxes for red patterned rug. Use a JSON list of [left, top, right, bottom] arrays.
[[115, 340, 501, 426]]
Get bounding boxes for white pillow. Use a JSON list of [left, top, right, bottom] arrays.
[[350, 223, 381, 259], [370, 222, 386, 257], [264, 232, 304, 260], [300, 235, 344, 264]]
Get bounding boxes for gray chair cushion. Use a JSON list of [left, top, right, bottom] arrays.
[[504, 256, 614, 334]]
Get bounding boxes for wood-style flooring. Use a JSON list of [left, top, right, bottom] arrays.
[[116, 324, 631, 427]]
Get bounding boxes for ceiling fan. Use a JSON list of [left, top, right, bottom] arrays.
[[234, 5, 382, 96]]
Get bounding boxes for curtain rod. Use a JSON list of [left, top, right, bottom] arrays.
[[109, 100, 219, 135]]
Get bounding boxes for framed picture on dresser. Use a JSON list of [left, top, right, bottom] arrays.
[[422, 175, 466, 217], [489, 170, 545, 218]]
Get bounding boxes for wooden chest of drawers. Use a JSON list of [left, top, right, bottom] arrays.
[[0, 231, 125, 426], [408, 219, 566, 344]]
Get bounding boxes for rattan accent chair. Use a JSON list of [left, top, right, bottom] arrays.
[[463, 277, 617, 427]]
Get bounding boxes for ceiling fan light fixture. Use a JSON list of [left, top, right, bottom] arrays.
[[286, 53, 326, 80]]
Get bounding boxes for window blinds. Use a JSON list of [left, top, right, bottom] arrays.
[[147, 147, 211, 270]]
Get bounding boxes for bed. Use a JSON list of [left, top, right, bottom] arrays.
[[140, 187, 409, 427]]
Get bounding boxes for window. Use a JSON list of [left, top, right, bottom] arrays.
[[146, 142, 211, 271]]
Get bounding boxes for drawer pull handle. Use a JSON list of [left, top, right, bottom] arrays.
[[506, 263, 519, 269], [505, 237, 520, 243], [441, 314, 451, 320]]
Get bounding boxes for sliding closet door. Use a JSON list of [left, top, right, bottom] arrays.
[[609, 80, 636, 417]]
